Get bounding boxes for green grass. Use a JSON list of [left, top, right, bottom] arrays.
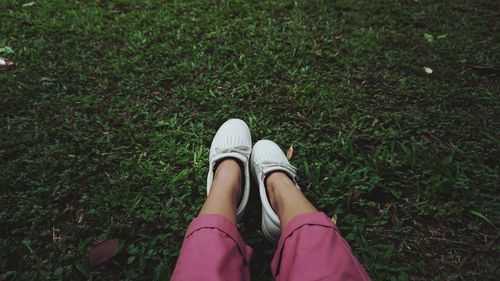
[[1, 0, 499, 280]]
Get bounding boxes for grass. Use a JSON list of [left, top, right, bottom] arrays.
[[1, 0, 499, 280]]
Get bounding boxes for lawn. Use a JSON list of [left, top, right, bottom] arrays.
[[1, 0, 499, 280]]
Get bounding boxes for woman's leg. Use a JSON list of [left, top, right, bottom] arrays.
[[267, 171, 372, 281], [199, 158, 242, 224], [171, 159, 252, 281], [172, 119, 253, 280], [265, 171, 317, 228]]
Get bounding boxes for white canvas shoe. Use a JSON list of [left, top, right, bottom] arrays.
[[251, 140, 299, 241], [206, 119, 252, 223]]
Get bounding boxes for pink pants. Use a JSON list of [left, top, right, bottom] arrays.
[[171, 212, 371, 281]]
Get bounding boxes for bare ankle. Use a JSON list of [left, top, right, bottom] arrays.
[[212, 158, 242, 203], [264, 171, 318, 228], [265, 171, 295, 212], [265, 171, 294, 191]]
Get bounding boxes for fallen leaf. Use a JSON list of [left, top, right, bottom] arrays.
[[420, 135, 431, 142], [85, 239, 121, 268], [468, 238, 497, 264], [423, 66, 433, 74], [77, 209, 85, 223], [296, 112, 306, 119], [52, 227, 62, 243], [347, 188, 362, 209], [331, 213, 337, 225], [286, 146, 293, 160]]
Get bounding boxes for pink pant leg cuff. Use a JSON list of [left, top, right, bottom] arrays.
[[270, 212, 338, 276], [185, 214, 253, 263]]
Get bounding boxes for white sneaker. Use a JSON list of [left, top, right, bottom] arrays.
[[207, 119, 252, 223], [251, 140, 299, 241]]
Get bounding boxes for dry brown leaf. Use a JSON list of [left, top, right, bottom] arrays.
[[85, 239, 121, 268], [347, 188, 363, 209], [286, 146, 294, 160], [331, 213, 338, 225], [296, 112, 306, 119], [52, 227, 62, 243], [77, 209, 85, 223], [468, 238, 497, 264]]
